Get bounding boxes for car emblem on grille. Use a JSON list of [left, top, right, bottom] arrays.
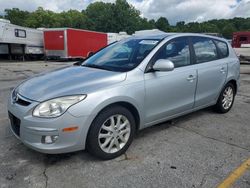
[[15, 95, 19, 102], [13, 92, 18, 103]]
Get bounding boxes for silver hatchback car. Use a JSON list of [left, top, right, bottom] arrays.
[[8, 33, 240, 159]]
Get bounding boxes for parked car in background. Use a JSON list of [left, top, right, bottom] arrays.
[[232, 31, 250, 62], [8, 33, 240, 159]]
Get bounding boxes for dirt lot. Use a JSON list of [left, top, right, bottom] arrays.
[[0, 61, 249, 188]]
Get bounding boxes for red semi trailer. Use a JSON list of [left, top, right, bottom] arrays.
[[44, 28, 108, 59], [232, 31, 250, 48], [232, 31, 250, 61]]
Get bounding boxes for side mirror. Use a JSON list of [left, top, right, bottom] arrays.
[[152, 59, 174, 72]]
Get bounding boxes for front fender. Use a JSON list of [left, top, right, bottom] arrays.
[[68, 83, 145, 127]]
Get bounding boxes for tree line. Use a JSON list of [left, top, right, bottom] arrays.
[[1, 0, 250, 39]]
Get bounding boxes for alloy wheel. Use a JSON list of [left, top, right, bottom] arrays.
[[98, 114, 131, 153], [222, 86, 234, 110]]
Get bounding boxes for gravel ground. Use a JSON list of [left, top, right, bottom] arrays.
[[0, 61, 249, 188]]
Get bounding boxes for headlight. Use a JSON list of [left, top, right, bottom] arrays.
[[33, 95, 86, 118]]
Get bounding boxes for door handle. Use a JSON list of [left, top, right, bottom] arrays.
[[220, 67, 226, 73], [186, 75, 196, 82]]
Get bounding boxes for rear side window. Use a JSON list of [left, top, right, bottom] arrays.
[[192, 37, 218, 63], [214, 40, 229, 58]]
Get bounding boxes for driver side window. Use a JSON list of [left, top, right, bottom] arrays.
[[112, 45, 132, 59], [153, 37, 191, 68]]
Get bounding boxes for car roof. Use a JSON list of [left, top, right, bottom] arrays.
[[132, 32, 227, 42], [132, 33, 174, 40]]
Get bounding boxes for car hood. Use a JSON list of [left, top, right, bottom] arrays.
[[17, 66, 126, 102]]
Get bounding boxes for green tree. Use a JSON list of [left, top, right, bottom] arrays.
[[155, 17, 170, 31], [85, 2, 114, 32], [4, 8, 30, 26], [222, 23, 237, 39], [236, 17, 250, 31], [3, 2, 250, 38], [137, 18, 156, 30], [59, 10, 86, 29], [24, 7, 60, 28], [176, 21, 185, 32], [199, 22, 219, 33], [85, 0, 143, 34], [112, 0, 142, 34], [184, 22, 201, 33]]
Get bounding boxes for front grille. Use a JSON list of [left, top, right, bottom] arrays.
[[8, 112, 21, 137], [12, 91, 31, 106], [16, 98, 31, 106]]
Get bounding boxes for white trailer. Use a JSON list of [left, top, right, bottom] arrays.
[[107, 32, 130, 44], [0, 19, 44, 60], [133, 29, 166, 36]]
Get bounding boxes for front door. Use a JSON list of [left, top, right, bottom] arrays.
[[144, 37, 197, 124]]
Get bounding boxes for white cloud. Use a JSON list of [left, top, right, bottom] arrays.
[[0, 0, 250, 24], [230, 0, 250, 18], [130, 0, 250, 24], [0, 0, 90, 13]]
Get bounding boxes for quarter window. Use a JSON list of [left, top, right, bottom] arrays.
[[192, 37, 218, 63], [153, 37, 191, 68], [214, 40, 229, 58]]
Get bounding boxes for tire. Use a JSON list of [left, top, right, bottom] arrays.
[[87, 106, 136, 160], [214, 83, 235, 113]]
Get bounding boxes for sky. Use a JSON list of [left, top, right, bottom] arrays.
[[0, 0, 250, 24]]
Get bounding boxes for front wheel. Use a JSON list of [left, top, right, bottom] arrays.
[[87, 106, 136, 160], [214, 83, 236, 113]]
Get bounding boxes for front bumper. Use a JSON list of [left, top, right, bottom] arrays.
[[8, 94, 95, 154]]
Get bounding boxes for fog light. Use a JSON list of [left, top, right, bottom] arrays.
[[42, 135, 58, 144]]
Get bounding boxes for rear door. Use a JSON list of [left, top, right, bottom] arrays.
[[191, 37, 228, 107]]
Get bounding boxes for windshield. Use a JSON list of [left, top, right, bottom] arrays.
[[82, 38, 160, 72]]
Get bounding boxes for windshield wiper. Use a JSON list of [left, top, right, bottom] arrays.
[[82, 64, 111, 71]]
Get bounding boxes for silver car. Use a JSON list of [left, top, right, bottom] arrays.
[[8, 33, 240, 159]]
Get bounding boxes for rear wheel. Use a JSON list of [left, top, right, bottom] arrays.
[[87, 106, 136, 160], [215, 83, 235, 113]]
